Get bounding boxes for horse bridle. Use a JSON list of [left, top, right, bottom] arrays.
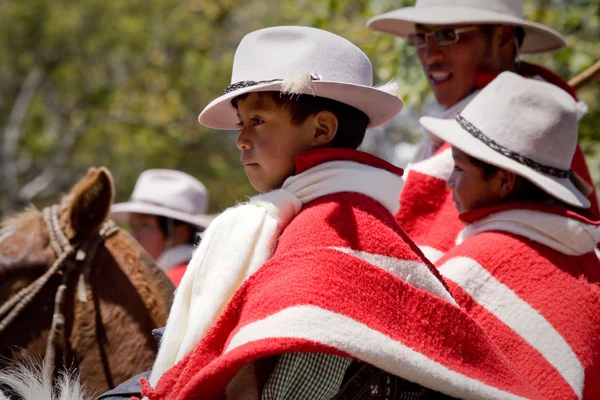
[[0, 204, 119, 378]]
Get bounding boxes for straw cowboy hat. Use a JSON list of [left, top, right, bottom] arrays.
[[111, 169, 213, 228], [199, 26, 403, 130], [367, 0, 566, 54], [420, 71, 590, 209]]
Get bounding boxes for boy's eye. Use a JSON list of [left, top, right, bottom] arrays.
[[252, 117, 263, 126], [236, 121, 243, 130], [453, 164, 463, 172]]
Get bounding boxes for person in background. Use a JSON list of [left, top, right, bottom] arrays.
[[111, 169, 212, 286], [422, 72, 600, 399], [367, 0, 599, 262]]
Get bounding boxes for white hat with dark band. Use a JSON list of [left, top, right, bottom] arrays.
[[420, 72, 591, 209], [198, 26, 404, 130]]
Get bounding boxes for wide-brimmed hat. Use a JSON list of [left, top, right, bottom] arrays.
[[367, 0, 566, 54], [198, 26, 403, 130], [111, 169, 213, 229], [420, 71, 590, 209]]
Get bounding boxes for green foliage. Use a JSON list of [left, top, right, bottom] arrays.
[[1, 0, 598, 214]]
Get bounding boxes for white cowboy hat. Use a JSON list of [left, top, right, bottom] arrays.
[[367, 0, 566, 54], [420, 71, 590, 209], [111, 169, 213, 229], [198, 26, 403, 130]]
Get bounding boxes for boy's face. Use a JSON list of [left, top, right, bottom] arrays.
[[235, 92, 317, 193], [129, 213, 166, 259], [447, 146, 504, 214]]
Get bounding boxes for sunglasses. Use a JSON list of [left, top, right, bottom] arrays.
[[407, 27, 479, 49]]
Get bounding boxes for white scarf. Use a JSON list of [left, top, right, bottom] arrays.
[[156, 244, 195, 271], [457, 209, 600, 256], [411, 91, 479, 164], [149, 160, 404, 384]]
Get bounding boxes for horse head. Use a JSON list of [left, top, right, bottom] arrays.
[[0, 167, 174, 394]]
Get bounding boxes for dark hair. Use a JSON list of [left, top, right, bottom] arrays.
[[466, 154, 556, 204], [480, 24, 526, 49], [467, 154, 501, 180], [233, 91, 370, 149], [157, 216, 199, 245]]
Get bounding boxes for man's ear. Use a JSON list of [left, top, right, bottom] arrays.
[[495, 25, 517, 49], [498, 169, 518, 200], [311, 111, 338, 147]]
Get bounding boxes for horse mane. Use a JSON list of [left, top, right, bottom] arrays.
[[0, 207, 42, 236], [0, 357, 89, 400]]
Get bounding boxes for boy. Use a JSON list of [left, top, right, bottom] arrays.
[[420, 72, 600, 399], [111, 169, 213, 286], [138, 27, 537, 400]]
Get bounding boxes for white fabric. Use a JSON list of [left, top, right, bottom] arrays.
[[330, 247, 456, 304], [457, 209, 600, 256], [111, 169, 213, 228], [411, 91, 478, 163], [418, 245, 446, 264], [407, 146, 454, 182], [156, 244, 195, 271], [198, 26, 403, 130], [149, 160, 404, 384], [367, 0, 566, 54], [420, 72, 590, 209]]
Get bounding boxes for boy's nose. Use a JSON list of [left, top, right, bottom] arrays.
[[446, 171, 457, 189], [236, 130, 251, 151]]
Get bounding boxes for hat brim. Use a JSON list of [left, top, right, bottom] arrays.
[[367, 6, 566, 54], [419, 116, 590, 209], [198, 80, 403, 130], [111, 202, 214, 229]]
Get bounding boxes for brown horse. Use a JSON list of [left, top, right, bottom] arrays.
[[0, 167, 174, 396]]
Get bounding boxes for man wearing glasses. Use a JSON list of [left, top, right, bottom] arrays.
[[368, 0, 599, 263]]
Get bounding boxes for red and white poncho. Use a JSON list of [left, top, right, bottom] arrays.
[[140, 190, 540, 400], [435, 203, 600, 400], [397, 63, 600, 262]]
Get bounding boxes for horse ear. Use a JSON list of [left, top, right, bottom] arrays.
[[63, 167, 115, 240]]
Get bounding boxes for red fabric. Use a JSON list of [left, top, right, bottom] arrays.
[[167, 263, 188, 287], [397, 144, 464, 256], [436, 225, 600, 399], [139, 192, 539, 400], [397, 63, 600, 257], [397, 146, 600, 257], [459, 201, 600, 226], [295, 148, 404, 176]]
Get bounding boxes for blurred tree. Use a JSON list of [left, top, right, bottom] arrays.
[[0, 0, 598, 216]]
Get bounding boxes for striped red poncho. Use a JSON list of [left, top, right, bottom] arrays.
[[397, 64, 599, 262], [435, 203, 600, 400], [140, 191, 540, 400]]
